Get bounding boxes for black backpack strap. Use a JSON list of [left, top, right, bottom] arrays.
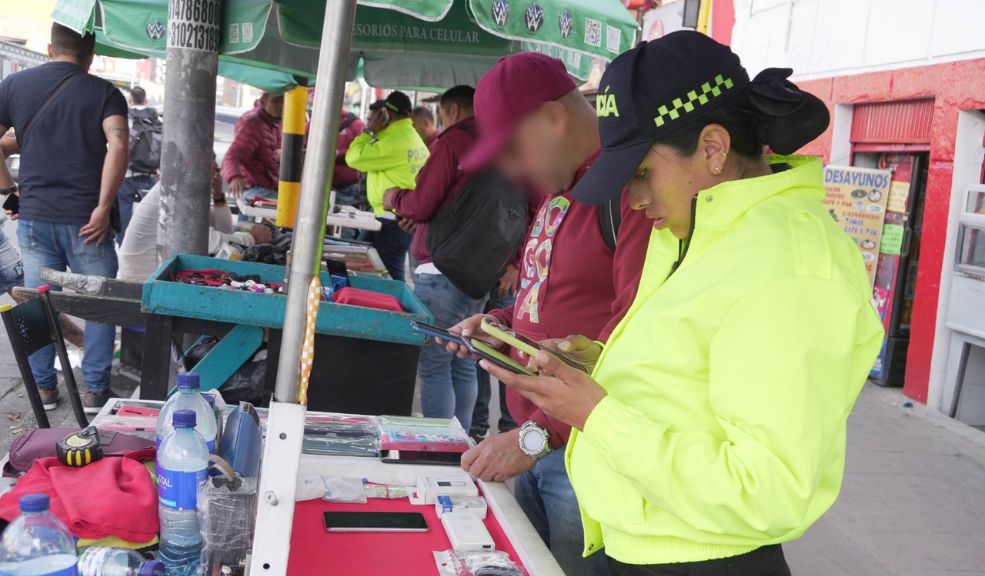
[[18, 71, 83, 148], [599, 193, 621, 252]]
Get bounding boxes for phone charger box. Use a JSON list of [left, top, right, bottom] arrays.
[[436, 495, 488, 519], [441, 510, 495, 553], [409, 473, 478, 505]]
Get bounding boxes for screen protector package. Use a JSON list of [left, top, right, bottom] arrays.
[[435, 550, 525, 576]]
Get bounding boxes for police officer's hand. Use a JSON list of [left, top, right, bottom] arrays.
[[534, 335, 602, 374], [367, 109, 387, 134], [461, 429, 535, 483], [483, 351, 607, 431]]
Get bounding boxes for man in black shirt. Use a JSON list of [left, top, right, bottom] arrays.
[[0, 23, 129, 413]]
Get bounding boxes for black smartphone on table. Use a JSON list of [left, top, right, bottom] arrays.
[[323, 511, 428, 533]]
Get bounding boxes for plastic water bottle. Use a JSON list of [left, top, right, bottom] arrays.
[[156, 373, 217, 453], [157, 410, 209, 576], [77, 548, 163, 576], [0, 494, 78, 575]]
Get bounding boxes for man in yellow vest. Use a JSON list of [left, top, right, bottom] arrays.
[[346, 92, 429, 281]]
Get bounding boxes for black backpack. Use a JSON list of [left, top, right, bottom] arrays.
[[129, 107, 163, 174], [426, 169, 530, 299]]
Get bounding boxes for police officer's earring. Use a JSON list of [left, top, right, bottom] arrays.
[[712, 150, 727, 175]]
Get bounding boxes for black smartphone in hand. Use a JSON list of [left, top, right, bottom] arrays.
[[2, 193, 18, 215]]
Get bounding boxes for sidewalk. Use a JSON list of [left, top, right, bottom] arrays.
[[786, 383, 985, 576]]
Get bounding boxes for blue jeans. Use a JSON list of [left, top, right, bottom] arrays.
[[17, 219, 118, 393], [115, 174, 156, 245], [471, 291, 518, 437], [0, 226, 23, 294], [515, 450, 610, 576], [415, 273, 487, 431], [361, 219, 412, 282]]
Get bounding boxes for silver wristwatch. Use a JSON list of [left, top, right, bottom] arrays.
[[518, 421, 552, 460]]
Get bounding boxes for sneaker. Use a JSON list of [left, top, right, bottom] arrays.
[[82, 390, 114, 414], [38, 388, 59, 411]]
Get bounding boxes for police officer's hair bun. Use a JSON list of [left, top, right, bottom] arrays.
[[747, 68, 829, 155]]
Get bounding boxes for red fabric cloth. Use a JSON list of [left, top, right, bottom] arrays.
[[222, 107, 282, 190], [390, 117, 478, 265], [287, 496, 524, 576], [333, 109, 366, 189], [0, 455, 159, 542], [488, 151, 651, 449]]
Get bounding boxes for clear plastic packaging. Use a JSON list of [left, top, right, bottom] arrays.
[[301, 416, 379, 457], [441, 550, 525, 576], [197, 474, 257, 573], [322, 477, 367, 503]]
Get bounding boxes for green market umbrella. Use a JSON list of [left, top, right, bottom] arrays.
[[54, 0, 638, 89]]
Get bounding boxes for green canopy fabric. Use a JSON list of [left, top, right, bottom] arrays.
[[55, 0, 638, 90]]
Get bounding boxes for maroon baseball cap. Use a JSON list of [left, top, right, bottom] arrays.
[[462, 52, 577, 171]]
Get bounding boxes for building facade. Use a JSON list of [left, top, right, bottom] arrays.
[[729, 0, 985, 422]]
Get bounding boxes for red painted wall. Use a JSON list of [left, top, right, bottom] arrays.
[[796, 58, 985, 403]]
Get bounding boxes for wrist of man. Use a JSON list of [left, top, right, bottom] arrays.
[[0, 183, 18, 195]]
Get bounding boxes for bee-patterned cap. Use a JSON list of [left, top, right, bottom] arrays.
[[573, 31, 751, 205]]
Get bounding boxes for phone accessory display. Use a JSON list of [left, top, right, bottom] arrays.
[[434, 550, 525, 576], [378, 415, 471, 453], [409, 473, 479, 505], [436, 495, 488, 519], [301, 415, 379, 457], [441, 510, 495, 552]]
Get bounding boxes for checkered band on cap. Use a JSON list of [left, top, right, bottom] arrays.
[[654, 74, 735, 128]]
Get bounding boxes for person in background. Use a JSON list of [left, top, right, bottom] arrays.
[[487, 32, 883, 576], [118, 160, 271, 282], [441, 52, 652, 576], [345, 91, 429, 281], [223, 91, 283, 202], [116, 85, 160, 244], [0, 23, 128, 413], [332, 107, 366, 207], [411, 106, 439, 149], [382, 85, 484, 430]]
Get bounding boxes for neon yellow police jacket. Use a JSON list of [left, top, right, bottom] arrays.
[[565, 155, 884, 564], [345, 117, 429, 215]]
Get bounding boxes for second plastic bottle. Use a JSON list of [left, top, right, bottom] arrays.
[[156, 410, 208, 576]]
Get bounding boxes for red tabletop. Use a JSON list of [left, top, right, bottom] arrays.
[[288, 495, 525, 575]]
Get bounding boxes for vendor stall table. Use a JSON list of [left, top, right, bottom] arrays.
[[237, 198, 382, 233], [140, 255, 431, 415], [69, 399, 564, 576]]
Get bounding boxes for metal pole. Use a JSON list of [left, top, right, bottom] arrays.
[[276, 82, 309, 228], [273, 0, 358, 403], [158, 0, 221, 260]]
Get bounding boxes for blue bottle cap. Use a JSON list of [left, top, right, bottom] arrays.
[[139, 560, 166, 576], [176, 373, 201, 390], [202, 394, 216, 407], [19, 493, 50, 513], [172, 409, 197, 428]]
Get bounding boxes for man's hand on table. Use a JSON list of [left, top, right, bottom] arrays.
[[461, 428, 535, 482]]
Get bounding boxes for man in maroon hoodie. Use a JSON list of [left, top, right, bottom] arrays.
[[381, 86, 491, 431], [222, 92, 283, 201], [444, 53, 651, 576]]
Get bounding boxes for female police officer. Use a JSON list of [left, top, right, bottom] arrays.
[[482, 31, 884, 575]]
